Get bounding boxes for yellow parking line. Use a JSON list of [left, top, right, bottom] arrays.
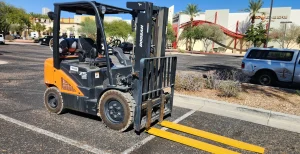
[[147, 127, 240, 154], [160, 121, 265, 154]]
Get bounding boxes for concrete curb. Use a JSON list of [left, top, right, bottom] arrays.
[[166, 52, 206, 57], [5, 42, 38, 45], [0, 60, 8, 65], [173, 94, 300, 133]]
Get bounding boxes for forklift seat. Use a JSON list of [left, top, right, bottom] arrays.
[[77, 38, 110, 67]]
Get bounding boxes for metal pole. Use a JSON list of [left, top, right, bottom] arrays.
[[265, 0, 273, 48], [280, 21, 292, 48], [283, 23, 287, 48]]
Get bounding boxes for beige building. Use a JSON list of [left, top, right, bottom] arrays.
[[32, 15, 128, 38], [172, 7, 300, 53]]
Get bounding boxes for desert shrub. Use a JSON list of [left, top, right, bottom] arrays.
[[204, 71, 220, 89], [175, 70, 244, 97], [217, 80, 241, 97], [215, 69, 249, 83], [296, 90, 300, 96], [175, 72, 204, 91], [5, 35, 14, 41]]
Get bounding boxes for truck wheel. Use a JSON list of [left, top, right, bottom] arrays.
[[99, 90, 135, 132], [257, 71, 275, 86], [44, 87, 65, 114], [39, 40, 43, 45]]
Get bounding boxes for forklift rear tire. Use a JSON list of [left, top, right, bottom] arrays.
[[99, 90, 135, 132], [44, 87, 65, 114]]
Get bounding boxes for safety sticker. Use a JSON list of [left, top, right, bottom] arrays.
[[79, 72, 87, 80], [70, 66, 78, 72], [95, 72, 99, 78]]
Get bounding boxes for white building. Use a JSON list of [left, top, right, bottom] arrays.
[[42, 7, 51, 15], [172, 7, 300, 53]]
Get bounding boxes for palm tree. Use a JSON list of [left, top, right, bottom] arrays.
[[46, 27, 53, 35], [244, 0, 263, 24], [32, 23, 46, 37], [183, 4, 201, 51]]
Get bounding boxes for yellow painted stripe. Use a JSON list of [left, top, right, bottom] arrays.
[[160, 121, 265, 154], [147, 127, 240, 154]]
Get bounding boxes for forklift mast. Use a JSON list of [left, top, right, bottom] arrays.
[[127, 2, 177, 131], [127, 2, 169, 71]]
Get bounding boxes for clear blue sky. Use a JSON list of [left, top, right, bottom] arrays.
[[4, 0, 300, 19]]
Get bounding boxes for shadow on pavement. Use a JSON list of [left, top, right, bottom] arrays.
[[66, 110, 102, 122], [188, 64, 239, 72]]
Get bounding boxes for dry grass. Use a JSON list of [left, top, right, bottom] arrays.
[[176, 83, 300, 116]]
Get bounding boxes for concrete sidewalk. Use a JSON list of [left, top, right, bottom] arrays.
[[173, 94, 300, 134]]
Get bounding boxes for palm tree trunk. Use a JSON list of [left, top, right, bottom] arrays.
[[185, 40, 188, 50], [189, 18, 193, 52], [251, 15, 255, 24]]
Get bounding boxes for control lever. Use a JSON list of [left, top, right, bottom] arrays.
[[112, 47, 132, 66]]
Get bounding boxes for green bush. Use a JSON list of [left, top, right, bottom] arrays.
[[178, 49, 186, 53], [217, 80, 241, 97], [218, 47, 226, 52]]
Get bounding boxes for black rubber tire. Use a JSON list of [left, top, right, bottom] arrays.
[[98, 90, 135, 132], [257, 71, 275, 86], [44, 87, 65, 114], [39, 41, 43, 45]]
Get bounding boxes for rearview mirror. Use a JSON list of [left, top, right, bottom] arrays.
[[47, 12, 55, 20]]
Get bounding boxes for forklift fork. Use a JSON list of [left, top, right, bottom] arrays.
[[134, 56, 177, 132]]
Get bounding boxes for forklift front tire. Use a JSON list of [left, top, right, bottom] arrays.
[[44, 87, 65, 114], [99, 90, 135, 132]]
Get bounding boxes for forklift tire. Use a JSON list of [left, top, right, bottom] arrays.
[[44, 87, 65, 114], [99, 90, 135, 132]]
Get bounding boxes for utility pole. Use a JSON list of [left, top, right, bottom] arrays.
[[280, 21, 292, 49], [265, 0, 273, 48]]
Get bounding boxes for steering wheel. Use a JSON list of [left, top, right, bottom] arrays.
[[108, 39, 121, 47], [49, 38, 68, 54], [49, 38, 54, 51]]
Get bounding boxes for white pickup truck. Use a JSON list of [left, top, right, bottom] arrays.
[[242, 47, 300, 86], [0, 34, 5, 44]]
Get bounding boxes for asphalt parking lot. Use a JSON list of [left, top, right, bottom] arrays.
[[173, 53, 243, 72], [1, 44, 300, 154]]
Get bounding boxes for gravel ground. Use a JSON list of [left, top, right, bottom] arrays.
[[177, 83, 300, 116]]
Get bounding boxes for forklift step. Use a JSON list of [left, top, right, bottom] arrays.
[[147, 127, 240, 154], [159, 121, 265, 154]]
